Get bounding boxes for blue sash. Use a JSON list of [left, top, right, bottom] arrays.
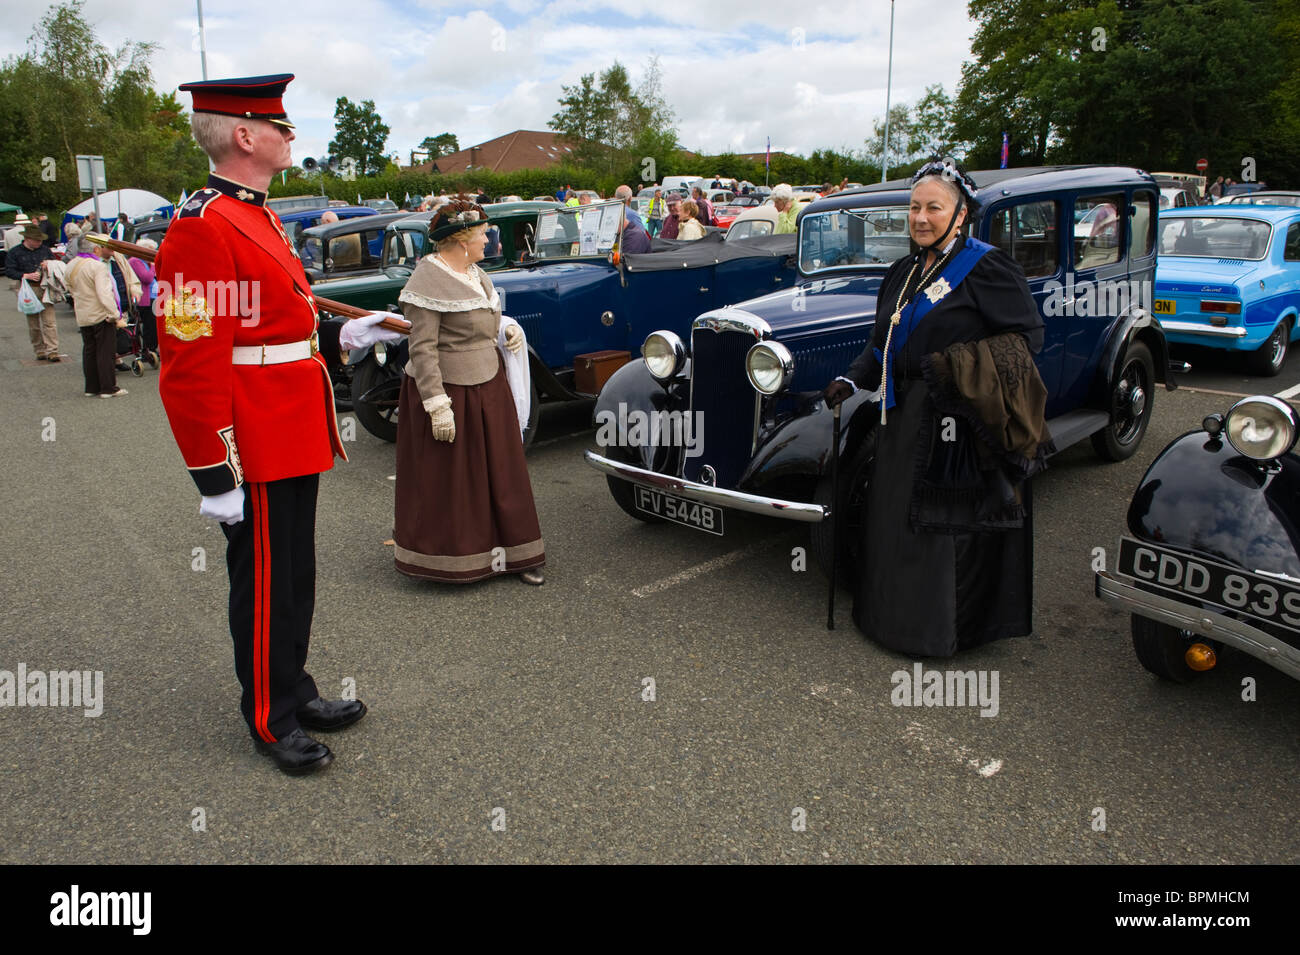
[[874, 237, 993, 412]]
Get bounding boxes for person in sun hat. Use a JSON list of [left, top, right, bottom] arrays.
[[154, 74, 382, 775]]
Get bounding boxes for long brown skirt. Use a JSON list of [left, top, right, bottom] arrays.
[[393, 360, 545, 582]]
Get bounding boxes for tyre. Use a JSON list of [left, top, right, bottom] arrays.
[[1130, 615, 1204, 683], [605, 475, 662, 524], [351, 358, 399, 443], [1092, 341, 1154, 461], [811, 446, 871, 586], [1245, 320, 1289, 377]]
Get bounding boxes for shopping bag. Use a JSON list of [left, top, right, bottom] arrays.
[[17, 278, 43, 315]]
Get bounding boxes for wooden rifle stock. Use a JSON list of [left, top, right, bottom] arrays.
[[82, 233, 412, 334]]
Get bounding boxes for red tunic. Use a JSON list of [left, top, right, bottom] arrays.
[[154, 175, 345, 495]]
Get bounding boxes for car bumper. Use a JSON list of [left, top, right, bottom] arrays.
[[584, 450, 827, 523], [1095, 571, 1300, 680], [1161, 320, 1248, 339]]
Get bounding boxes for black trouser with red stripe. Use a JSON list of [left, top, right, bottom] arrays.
[[221, 474, 320, 742]]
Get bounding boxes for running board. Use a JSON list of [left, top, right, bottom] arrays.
[[1046, 409, 1109, 453]]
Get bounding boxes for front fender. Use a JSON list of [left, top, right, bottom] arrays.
[[592, 359, 690, 473], [1127, 431, 1300, 576], [1097, 309, 1174, 406], [738, 390, 875, 497]]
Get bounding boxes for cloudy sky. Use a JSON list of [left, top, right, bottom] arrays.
[[1, 0, 978, 166]]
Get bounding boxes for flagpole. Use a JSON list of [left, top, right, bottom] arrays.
[[881, 0, 895, 182]]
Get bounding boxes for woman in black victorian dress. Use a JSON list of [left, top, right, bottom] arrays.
[[823, 160, 1052, 657]]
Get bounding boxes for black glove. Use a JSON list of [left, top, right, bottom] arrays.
[[823, 379, 854, 408]]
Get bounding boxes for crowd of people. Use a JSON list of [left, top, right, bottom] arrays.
[[5, 208, 156, 396]]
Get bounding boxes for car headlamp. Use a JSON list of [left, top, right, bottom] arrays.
[[746, 341, 794, 395], [1224, 395, 1298, 460], [642, 331, 685, 380], [374, 341, 388, 367]]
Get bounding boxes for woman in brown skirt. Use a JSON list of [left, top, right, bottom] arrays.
[[392, 198, 546, 584]]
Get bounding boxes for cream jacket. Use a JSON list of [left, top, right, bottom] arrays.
[[399, 255, 502, 404], [66, 255, 121, 327]]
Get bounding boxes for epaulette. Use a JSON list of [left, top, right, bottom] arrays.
[[177, 188, 220, 219]]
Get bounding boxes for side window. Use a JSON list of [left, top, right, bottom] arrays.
[[1075, 193, 1123, 269], [1129, 191, 1155, 260], [988, 199, 1059, 278], [1285, 223, 1300, 262]]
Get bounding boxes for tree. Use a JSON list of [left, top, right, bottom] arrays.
[[329, 97, 390, 175], [0, 0, 207, 214], [549, 57, 680, 176], [419, 133, 459, 157]]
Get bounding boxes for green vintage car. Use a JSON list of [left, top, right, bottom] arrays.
[[309, 200, 555, 312]]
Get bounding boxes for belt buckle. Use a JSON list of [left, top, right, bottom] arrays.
[[260, 343, 268, 367], [309, 332, 319, 357]]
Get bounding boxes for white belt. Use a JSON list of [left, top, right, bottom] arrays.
[[232, 335, 319, 366]]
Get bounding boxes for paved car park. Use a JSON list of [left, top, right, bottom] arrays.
[[1, 297, 1296, 864]]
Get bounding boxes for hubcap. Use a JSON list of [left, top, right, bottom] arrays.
[[1129, 384, 1146, 417]]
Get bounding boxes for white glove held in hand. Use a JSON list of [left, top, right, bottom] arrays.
[[425, 394, 455, 443], [338, 311, 407, 350], [200, 487, 245, 525], [503, 323, 525, 354]]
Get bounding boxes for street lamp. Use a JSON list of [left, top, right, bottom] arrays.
[[881, 0, 895, 182]]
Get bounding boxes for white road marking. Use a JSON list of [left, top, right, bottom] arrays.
[[902, 721, 1004, 778], [632, 542, 767, 598], [1274, 382, 1300, 400]]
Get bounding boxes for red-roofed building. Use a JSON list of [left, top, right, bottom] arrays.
[[407, 130, 579, 174]]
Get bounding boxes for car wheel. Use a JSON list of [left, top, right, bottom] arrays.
[[1092, 341, 1154, 462], [605, 476, 663, 524], [811, 453, 870, 587], [351, 359, 399, 443], [1131, 616, 1204, 683], [1245, 320, 1289, 377]]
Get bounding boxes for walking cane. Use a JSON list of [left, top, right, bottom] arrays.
[[827, 401, 842, 630]]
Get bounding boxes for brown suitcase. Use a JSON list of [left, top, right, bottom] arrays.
[[574, 349, 631, 395]]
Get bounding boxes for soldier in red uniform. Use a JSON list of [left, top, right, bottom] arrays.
[[155, 75, 366, 774]]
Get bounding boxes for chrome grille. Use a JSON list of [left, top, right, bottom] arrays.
[[684, 319, 763, 487]]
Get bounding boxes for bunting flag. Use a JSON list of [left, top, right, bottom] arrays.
[[1000, 132, 1009, 169], [178, 188, 189, 209]]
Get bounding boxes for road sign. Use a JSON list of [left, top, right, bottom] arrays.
[[1196, 158, 1208, 172]]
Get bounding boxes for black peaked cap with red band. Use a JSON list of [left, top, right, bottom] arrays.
[[179, 74, 296, 128]]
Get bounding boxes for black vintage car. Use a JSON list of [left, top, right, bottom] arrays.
[[585, 166, 1177, 571], [1096, 395, 1300, 683]]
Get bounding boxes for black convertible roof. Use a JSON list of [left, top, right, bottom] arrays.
[[624, 231, 795, 272]]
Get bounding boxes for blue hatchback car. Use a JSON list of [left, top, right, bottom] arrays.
[[1155, 205, 1300, 375]]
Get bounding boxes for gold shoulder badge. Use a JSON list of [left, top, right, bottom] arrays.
[[925, 277, 952, 303], [163, 287, 214, 341]]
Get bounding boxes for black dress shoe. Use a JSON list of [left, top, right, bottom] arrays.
[[253, 728, 333, 775], [296, 697, 367, 732]]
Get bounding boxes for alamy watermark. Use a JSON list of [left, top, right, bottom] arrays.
[[890, 662, 998, 717], [595, 402, 704, 458], [0, 664, 103, 717], [1043, 274, 1153, 319]]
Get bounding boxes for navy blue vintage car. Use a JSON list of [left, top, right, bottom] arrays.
[[584, 166, 1176, 569], [1096, 395, 1300, 683], [333, 199, 798, 443]]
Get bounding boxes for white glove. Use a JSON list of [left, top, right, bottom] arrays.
[[200, 487, 245, 525], [503, 323, 525, 354], [425, 394, 455, 443], [338, 311, 407, 350]]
